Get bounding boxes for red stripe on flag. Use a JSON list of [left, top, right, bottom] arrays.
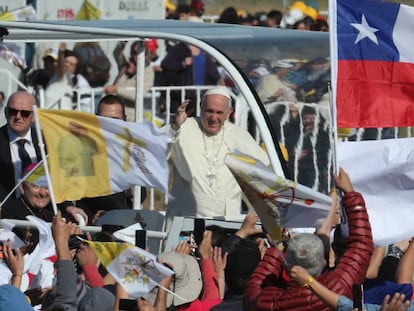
[[337, 60, 414, 128]]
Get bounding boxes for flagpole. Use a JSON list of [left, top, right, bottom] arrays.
[[328, 0, 339, 176], [152, 280, 187, 303], [0, 159, 45, 206], [33, 106, 58, 215], [328, 0, 347, 224]]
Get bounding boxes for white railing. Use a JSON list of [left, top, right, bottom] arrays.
[[4, 66, 410, 205]]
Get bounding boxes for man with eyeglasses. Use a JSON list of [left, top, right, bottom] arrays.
[[0, 91, 41, 202]]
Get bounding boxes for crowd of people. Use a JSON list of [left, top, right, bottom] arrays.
[[168, 0, 329, 31], [1, 160, 413, 310], [0, 1, 412, 311]]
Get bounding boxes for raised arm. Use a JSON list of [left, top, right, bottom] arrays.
[[329, 167, 374, 296], [243, 246, 285, 311], [47, 211, 79, 311], [198, 230, 221, 301], [3, 241, 24, 288], [366, 246, 386, 279], [395, 239, 414, 284], [289, 265, 340, 309]]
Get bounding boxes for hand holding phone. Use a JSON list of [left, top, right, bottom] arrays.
[[353, 284, 364, 311], [193, 218, 205, 246], [119, 298, 138, 311]]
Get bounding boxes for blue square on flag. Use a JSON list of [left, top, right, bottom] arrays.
[[337, 0, 400, 61]]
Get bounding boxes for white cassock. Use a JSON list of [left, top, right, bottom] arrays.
[[167, 117, 270, 222]]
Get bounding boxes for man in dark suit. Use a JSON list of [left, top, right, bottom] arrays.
[[0, 91, 41, 202]]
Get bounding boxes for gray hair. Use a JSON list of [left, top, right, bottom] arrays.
[[285, 233, 325, 277]]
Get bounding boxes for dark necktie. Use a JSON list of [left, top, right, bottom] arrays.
[[16, 139, 32, 174]]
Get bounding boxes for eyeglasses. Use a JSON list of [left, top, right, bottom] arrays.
[[6, 107, 33, 118]]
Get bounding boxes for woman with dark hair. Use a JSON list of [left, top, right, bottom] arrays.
[[217, 7, 240, 24]]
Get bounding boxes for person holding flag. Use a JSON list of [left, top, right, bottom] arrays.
[[58, 95, 147, 225], [244, 168, 373, 311], [35, 94, 170, 224], [1, 162, 54, 247], [331, 0, 414, 246]]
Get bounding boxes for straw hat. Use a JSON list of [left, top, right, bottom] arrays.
[[146, 252, 202, 307]]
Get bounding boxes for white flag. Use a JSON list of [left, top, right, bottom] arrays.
[[225, 151, 331, 240], [338, 138, 414, 246]]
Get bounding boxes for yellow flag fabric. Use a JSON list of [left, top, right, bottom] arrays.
[[76, 0, 102, 20], [0, 5, 37, 21], [38, 109, 109, 202], [0, 12, 14, 21], [24, 161, 48, 188], [86, 240, 130, 267], [38, 109, 169, 203]]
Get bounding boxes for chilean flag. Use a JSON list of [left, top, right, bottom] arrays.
[[330, 0, 414, 128]]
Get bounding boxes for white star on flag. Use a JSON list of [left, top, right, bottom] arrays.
[[350, 14, 379, 44]]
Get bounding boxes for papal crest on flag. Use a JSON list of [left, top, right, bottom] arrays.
[[330, 0, 414, 128], [37, 109, 169, 203], [225, 151, 332, 240], [86, 240, 174, 297]]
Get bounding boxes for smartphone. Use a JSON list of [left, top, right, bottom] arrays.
[[179, 231, 193, 243], [193, 218, 205, 246], [352, 284, 364, 311], [135, 230, 146, 249], [119, 298, 138, 311]]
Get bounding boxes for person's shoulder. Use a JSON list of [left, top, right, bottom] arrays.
[[177, 117, 201, 140], [76, 74, 91, 88], [224, 120, 248, 133], [0, 124, 8, 139], [183, 117, 199, 129], [1, 197, 26, 219]]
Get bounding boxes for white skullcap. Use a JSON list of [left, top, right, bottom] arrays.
[[204, 86, 231, 100], [271, 59, 294, 69]]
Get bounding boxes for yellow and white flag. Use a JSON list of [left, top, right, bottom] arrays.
[[76, 0, 102, 20], [38, 109, 169, 203], [225, 151, 332, 240], [0, 5, 37, 21], [23, 160, 48, 188], [86, 241, 174, 297]]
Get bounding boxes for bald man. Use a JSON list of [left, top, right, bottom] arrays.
[[0, 91, 41, 201]]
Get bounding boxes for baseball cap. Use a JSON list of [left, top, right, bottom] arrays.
[[43, 47, 58, 61]]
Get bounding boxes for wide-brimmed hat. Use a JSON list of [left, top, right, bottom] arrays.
[[146, 252, 202, 307]]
